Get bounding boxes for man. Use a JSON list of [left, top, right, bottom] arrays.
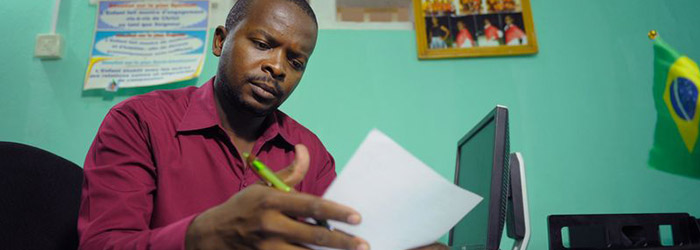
[[78, 0, 447, 249]]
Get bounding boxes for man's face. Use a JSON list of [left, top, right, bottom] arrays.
[[213, 0, 317, 116]]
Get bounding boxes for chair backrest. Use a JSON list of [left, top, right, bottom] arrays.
[[548, 213, 700, 250], [0, 142, 83, 250]]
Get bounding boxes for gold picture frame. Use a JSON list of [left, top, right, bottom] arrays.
[[414, 0, 538, 59]]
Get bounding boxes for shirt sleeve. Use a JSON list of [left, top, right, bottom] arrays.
[[78, 105, 195, 250]]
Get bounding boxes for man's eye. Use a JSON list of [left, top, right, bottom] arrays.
[[254, 40, 270, 50], [291, 60, 305, 70]]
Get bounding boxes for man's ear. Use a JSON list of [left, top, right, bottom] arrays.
[[213, 25, 228, 57]]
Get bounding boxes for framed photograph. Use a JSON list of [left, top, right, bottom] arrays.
[[413, 0, 538, 59]]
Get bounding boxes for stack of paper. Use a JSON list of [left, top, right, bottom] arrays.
[[315, 129, 483, 250]]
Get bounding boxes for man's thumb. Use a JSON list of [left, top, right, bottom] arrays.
[[277, 144, 310, 187]]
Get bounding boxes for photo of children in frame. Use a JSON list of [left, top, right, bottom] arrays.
[[426, 16, 451, 49], [450, 16, 478, 48], [415, 0, 538, 59], [475, 14, 502, 47], [485, 0, 522, 13], [502, 13, 527, 45]]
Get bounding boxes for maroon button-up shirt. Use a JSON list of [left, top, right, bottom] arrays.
[[78, 78, 336, 250]]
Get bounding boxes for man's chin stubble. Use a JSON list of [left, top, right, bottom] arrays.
[[216, 83, 270, 118]]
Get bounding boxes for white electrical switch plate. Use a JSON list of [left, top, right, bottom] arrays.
[[89, 0, 97, 5], [35, 34, 64, 60]]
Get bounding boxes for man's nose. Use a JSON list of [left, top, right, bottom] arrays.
[[262, 50, 286, 82]]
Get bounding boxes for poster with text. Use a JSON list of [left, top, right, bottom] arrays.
[[84, 0, 209, 90]]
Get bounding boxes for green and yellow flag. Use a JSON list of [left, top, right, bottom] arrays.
[[649, 34, 700, 179]]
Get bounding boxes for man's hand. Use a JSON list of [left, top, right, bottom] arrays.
[[185, 145, 369, 250], [408, 243, 449, 250]]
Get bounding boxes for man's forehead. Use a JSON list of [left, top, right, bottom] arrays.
[[241, 0, 317, 53]]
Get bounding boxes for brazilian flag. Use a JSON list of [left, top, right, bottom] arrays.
[[649, 36, 700, 179]]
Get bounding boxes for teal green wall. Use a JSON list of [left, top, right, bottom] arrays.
[[2, 0, 700, 249]]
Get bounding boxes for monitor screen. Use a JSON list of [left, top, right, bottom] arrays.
[[450, 106, 509, 250], [452, 118, 496, 249]]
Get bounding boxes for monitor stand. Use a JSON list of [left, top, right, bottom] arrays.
[[507, 152, 530, 250]]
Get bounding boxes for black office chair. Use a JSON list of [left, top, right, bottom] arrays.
[[0, 142, 83, 250], [548, 213, 700, 250]]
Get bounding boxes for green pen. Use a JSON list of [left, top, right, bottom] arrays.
[[242, 152, 332, 230], [243, 152, 291, 192]]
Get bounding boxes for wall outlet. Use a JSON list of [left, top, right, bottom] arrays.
[[35, 34, 64, 60]]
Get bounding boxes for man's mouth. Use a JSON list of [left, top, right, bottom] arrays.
[[249, 81, 278, 100]]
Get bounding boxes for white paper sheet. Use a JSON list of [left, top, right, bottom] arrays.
[[315, 129, 483, 250]]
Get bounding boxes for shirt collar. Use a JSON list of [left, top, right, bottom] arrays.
[[176, 77, 299, 147], [176, 78, 220, 132]]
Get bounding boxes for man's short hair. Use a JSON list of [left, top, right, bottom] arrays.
[[225, 0, 318, 31]]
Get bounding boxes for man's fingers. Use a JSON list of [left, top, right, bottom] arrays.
[[263, 191, 362, 225], [275, 144, 310, 187], [261, 212, 368, 250]]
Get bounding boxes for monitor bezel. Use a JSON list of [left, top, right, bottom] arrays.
[[449, 106, 509, 250]]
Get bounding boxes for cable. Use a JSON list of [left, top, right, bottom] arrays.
[[51, 0, 61, 34]]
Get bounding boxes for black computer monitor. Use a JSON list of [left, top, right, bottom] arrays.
[[449, 106, 510, 250]]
